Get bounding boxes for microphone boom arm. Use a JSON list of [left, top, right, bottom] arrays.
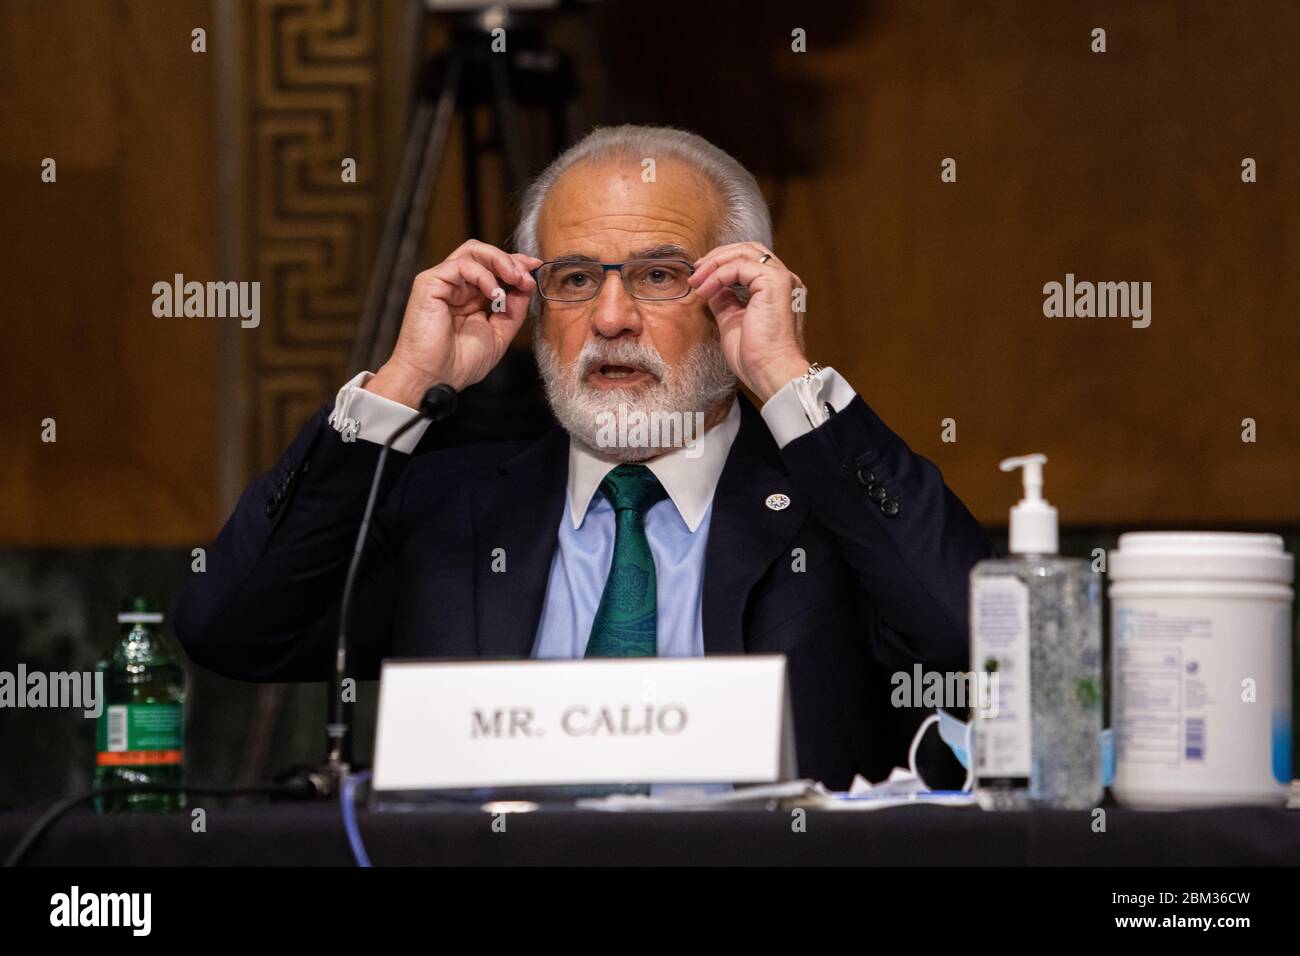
[[321, 384, 458, 791]]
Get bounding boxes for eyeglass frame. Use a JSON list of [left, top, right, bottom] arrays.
[[528, 257, 698, 303]]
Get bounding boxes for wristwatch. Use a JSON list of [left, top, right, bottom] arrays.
[[801, 362, 825, 383], [790, 362, 834, 428]]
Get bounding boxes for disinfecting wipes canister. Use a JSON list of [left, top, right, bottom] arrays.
[[1109, 532, 1294, 808]]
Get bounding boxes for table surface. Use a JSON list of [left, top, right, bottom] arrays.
[[4, 800, 1299, 865]]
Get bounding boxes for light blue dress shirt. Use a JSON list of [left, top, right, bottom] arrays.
[[531, 399, 740, 658], [532, 483, 714, 658]]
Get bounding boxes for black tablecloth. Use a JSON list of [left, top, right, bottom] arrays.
[[3, 800, 1299, 865]]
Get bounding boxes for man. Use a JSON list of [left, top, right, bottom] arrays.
[[176, 124, 996, 789]]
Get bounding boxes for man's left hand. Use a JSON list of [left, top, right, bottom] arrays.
[[689, 242, 810, 402]]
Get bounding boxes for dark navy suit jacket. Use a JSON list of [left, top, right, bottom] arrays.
[[176, 393, 996, 789]]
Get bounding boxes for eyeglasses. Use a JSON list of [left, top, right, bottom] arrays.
[[530, 258, 696, 302]]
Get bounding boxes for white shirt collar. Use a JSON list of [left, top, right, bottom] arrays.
[[566, 397, 741, 533]]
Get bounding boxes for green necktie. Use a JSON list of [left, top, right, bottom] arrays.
[[585, 464, 669, 658]]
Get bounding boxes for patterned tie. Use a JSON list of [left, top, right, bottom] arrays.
[[585, 464, 669, 657]]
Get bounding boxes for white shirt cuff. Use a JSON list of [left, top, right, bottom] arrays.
[[329, 371, 431, 454], [759, 366, 857, 449]]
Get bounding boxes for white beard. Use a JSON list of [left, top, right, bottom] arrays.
[[534, 330, 737, 462]]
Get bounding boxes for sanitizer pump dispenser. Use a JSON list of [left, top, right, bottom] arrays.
[[969, 453, 1103, 810]]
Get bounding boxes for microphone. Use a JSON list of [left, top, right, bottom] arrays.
[[295, 384, 457, 798]]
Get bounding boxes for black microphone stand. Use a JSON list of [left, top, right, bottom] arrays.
[[290, 384, 458, 798]]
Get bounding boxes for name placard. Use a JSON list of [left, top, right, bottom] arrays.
[[370, 655, 796, 796]]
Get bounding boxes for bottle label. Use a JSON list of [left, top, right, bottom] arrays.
[[972, 576, 1032, 780], [95, 703, 183, 766]]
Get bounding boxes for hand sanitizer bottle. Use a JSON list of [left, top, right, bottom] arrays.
[[970, 454, 1103, 810]]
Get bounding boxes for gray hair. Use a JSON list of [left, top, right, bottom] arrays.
[[512, 124, 773, 260]]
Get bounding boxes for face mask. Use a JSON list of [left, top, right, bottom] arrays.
[[907, 710, 974, 791], [911, 711, 1116, 791], [936, 708, 971, 769]]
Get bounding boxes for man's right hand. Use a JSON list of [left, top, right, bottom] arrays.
[[365, 240, 542, 408]]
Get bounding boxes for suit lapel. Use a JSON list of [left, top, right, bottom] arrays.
[[702, 398, 810, 655], [471, 397, 806, 659], [473, 426, 569, 659]]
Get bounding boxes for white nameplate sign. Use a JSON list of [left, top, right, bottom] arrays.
[[371, 655, 796, 795]]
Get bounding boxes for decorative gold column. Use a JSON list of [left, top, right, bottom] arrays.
[[222, 0, 415, 477]]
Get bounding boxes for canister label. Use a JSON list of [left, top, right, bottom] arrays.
[[1113, 607, 1213, 768]]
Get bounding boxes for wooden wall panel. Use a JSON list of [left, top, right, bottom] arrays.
[[5, 0, 1298, 546], [565, 0, 1300, 526], [773, 0, 1300, 526], [239, 0, 404, 472], [0, 0, 217, 545]]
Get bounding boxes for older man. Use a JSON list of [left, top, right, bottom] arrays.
[[176, 124, 996, 788]]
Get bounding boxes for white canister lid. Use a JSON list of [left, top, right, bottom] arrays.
[[1109, 532, 1294, 584]]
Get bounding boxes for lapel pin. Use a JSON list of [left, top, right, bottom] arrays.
[[765, 493, 791, 511]]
